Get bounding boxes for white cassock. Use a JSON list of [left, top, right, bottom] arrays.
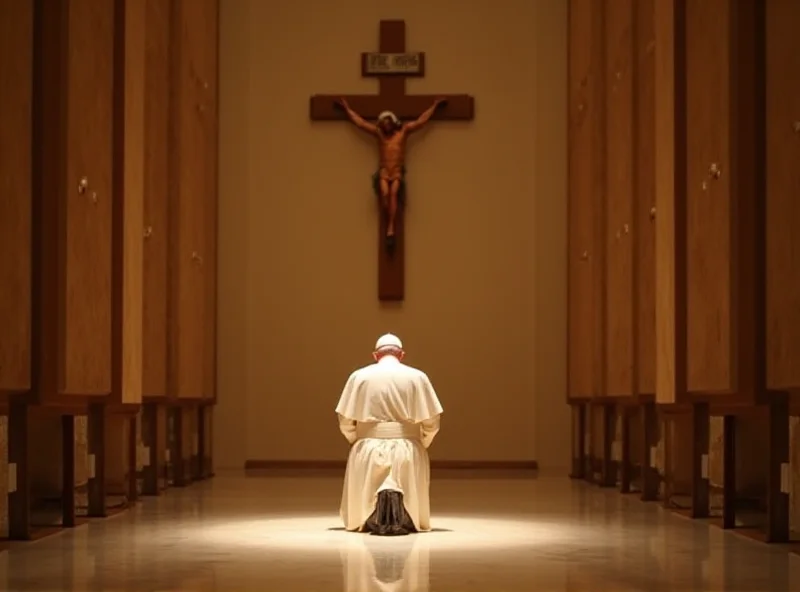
[[336, 356, 444, 532]]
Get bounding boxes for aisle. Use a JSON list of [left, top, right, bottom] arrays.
[[1, 471, 798, 591]]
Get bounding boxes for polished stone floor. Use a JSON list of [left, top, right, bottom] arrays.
[[2, 470, 800, 591]]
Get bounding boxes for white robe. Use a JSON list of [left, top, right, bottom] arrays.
[[335, 356, 444, 532]]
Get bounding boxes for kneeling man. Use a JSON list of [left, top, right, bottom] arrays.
[[336, 333, 444, 535]]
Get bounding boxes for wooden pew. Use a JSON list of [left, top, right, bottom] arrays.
[[568, 0, 798, 547], [566, 0, 609, 485], [140, 0, 219, 491], [766, 0, 800, 548]]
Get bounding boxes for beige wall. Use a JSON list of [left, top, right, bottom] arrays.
[[216, 0, 569, 468]]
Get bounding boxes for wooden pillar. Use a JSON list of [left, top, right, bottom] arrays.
[[61, 415, 75, 528]]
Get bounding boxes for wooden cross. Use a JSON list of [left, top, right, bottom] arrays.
[[309, 20, 475, 301]]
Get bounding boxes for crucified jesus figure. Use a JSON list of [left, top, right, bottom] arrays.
[[337, 97, 448, 253]]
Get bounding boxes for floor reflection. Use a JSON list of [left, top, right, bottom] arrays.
[[0, 473, 799, 591], [340, 532, 430, 591]]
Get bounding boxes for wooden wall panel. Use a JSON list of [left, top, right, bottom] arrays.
[[0, 1, 32, 393], [634, 0, 656, 396], [567, 0, 605, 400], [202, 0, 219, 401], [603, 0, 635, 397], [169, 0, 208, 399], [653, 0, 685, 405], [142, 0, 171, 398], [35, 0, 114, 399], [63, 0, 115, 395], [685, 0, 763, 399], [766, 0, 800, 389], [684, 0, 732, 393], [115, 0, 146, 404]]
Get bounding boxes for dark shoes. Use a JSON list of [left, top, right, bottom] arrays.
[[363, 490, 416, 536]]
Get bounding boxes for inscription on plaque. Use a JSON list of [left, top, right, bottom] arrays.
[[364, 52, 423, 75]]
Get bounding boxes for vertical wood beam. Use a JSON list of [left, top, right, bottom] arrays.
[[61, 415, 75, 527], [690, 402, 709, 518], [620, 407, 632, 493], [641, 402, 659, 501], [600, 404, 616, 487], [141, 403, 160, 495], [87, 404, 107, 517], [127, 415, 138, 502], [766, 394, 789, 542], [171, 407, 187, 486], [722, 414, 736, 528], [570, 404, 586, 479], [8, 400, 30, 540]]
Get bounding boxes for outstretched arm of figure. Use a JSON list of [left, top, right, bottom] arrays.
[[336, 98, 378, 135], [405, 97, 448, 133], [338, 414, 358, 444]]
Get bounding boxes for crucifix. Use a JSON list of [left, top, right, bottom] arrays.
[[309, 20, 475, 301]]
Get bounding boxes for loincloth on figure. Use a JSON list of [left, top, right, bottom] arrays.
[[371, 166, 406, 205]]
